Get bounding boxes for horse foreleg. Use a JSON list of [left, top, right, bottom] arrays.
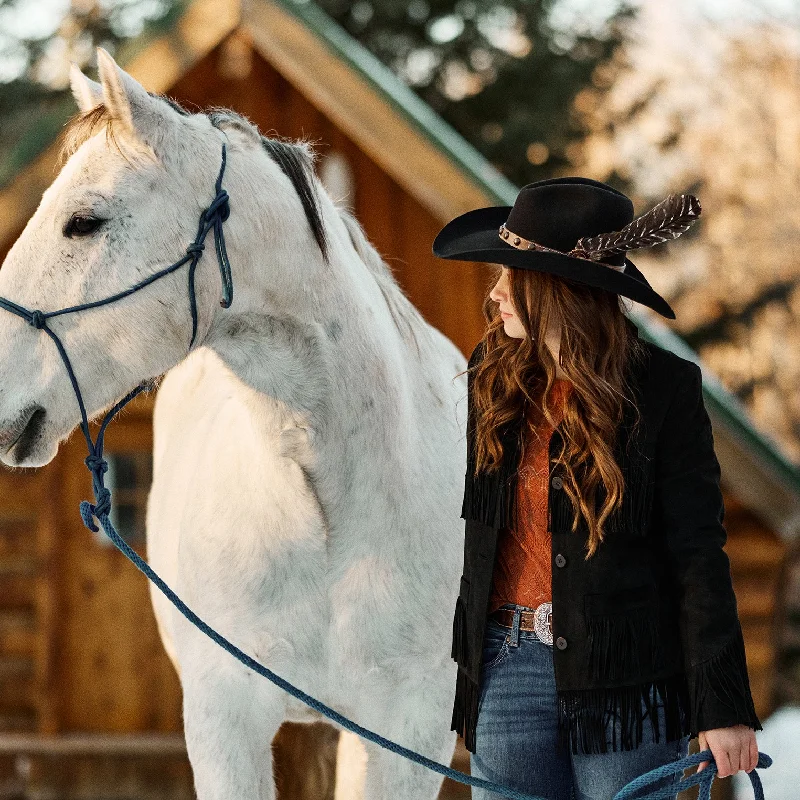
[[360, 668, 459, 800], [182, 659, 285, 800], [335, 728, 368, 800]]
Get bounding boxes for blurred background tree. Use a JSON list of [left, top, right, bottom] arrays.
[[0, 0, 187, 185], [573, 0, 800, 463], [315, 0, 635, 186], [0, 0, 636, 187]]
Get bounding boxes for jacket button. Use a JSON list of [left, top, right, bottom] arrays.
[[556, 637, 567, 650], [555, 553, 566, 568], [551, 476, 563, 490]]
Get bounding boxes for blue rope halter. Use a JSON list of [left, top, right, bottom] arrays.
[[0, 141, 773, 800], [0, 142, 232, 514]]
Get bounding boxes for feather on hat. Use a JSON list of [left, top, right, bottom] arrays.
[[567, 194, 701, 265]]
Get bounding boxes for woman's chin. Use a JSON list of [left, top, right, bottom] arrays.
[[502, 319, 524, 339]]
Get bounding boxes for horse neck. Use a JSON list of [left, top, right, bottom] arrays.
[[203, 176, 416, 435]]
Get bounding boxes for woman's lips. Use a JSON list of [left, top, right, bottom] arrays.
[[501, 312, 512, 318]]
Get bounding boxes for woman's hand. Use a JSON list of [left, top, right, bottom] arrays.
[[696, 725, 758, 777]]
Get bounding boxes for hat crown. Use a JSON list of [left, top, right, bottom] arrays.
[[505, 178, 633, 267]]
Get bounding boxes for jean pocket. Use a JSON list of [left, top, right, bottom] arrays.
[[481, 621, 511, 671]]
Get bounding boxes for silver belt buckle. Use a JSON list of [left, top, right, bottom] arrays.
[[533, 602, 553, 646]]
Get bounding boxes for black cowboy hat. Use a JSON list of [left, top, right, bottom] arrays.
[[432, 177, 702, 320]]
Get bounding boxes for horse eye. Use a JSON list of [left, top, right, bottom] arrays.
[[64, 215, 105, 238]]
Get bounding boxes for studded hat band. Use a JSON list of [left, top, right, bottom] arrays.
[[498, 223, 626, 273]]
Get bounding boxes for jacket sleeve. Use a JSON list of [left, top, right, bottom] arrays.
[[653, 359, 762, 737]]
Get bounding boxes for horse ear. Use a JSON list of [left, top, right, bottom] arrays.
[[95, 47, 175, 155], [69, 63, 103, 113]]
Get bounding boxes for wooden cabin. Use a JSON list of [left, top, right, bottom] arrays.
[[0, 0, 798, 798]]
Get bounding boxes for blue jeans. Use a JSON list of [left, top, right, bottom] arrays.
[[471, 604, 691, 800]]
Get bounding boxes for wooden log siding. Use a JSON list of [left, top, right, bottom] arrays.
[[0, 464, 57, 735]]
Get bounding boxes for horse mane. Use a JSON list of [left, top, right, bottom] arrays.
[[336, 207, 436, 357], [59, 103, 117, 162], [207, 109, 329, 263]]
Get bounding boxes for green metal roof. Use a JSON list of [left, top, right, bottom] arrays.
[[274, 0, 519, 205], [275, 0, 800, 497]]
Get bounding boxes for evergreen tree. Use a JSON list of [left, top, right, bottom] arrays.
[[317, 0, 636, 185]]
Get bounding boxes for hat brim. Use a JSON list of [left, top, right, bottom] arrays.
[[433, 206, 676, 320]]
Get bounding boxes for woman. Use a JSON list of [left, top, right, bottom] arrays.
[[432, 178, 762, 800]]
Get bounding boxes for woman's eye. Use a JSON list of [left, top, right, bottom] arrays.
[[64, 215, 105, 237]]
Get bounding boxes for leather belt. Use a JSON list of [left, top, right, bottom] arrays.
[[489, 602, 553, 646]]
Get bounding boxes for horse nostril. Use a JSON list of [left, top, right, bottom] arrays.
[[1, 404, 45, 458]]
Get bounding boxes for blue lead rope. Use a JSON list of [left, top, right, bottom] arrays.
[[614, 749, 771, 800], [0, 142, 772, 800]]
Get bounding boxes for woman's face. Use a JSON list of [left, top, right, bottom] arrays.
[[489, 265, 527, 339]]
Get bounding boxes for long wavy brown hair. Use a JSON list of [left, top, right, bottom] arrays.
[[467, 264, 648, 558]]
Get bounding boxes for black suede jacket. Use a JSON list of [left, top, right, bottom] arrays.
[[450, 318, 762, 755]]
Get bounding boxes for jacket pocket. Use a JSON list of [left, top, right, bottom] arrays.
[[583, 584, 665, 683], [451, 577, 470, 667]]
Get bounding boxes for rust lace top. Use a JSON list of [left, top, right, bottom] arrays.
[[487, 378, 574, 615]]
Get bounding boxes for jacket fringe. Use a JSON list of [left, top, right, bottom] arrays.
[[451, 666, 480, 753], [602, 446, 655, 539], [556, 674, 691, 755], [461, 428, 521, 531], [453, 669, 691, 756], [585, 609, 664, 683], [686, 625, 763, 737], [451, 595, 468, 665], [462, 422, 655, 539]]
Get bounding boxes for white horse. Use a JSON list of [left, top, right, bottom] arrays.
[[0, 48, 468, 799]]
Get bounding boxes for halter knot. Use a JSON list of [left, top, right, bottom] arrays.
[[93, 486, 112, 518], [29, 310, 46, 329], [85, 454, 109, 475], [203, 190, 230, 224], [186, 242, 205, 256], [79, 486, 112, 533]]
